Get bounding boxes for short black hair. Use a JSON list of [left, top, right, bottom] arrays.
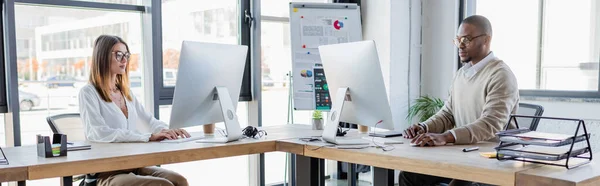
[[462, 15, 492, 36]]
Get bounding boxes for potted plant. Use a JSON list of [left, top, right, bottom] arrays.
[[407, 95, 445, 122], [312, 110, 324, 130]]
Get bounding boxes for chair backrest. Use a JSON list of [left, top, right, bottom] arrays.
[[515, 103, 544, 130], [47, 113, 86, 141]]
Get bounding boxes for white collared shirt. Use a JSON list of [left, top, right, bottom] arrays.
[[79, 84, 168, 143], [463, 52, 497, 78]]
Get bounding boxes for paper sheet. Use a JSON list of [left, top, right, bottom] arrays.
[[300, 16, 350, 48]]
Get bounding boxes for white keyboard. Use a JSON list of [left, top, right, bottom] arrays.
[[333, 138, 370, 145], [160, 136, 205, 143], [361, 137, 404, 145]]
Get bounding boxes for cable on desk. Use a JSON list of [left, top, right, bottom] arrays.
[[370, 120, 395, 152]]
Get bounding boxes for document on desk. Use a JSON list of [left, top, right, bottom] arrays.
[[67, 142, 91, 151]]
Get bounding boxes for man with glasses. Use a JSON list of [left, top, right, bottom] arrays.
[[399, 15, 519, 186]]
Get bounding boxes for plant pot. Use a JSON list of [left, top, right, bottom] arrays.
[[312, 119, 324, 130]]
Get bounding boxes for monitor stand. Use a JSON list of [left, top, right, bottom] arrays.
[[196, 87, 243, 143], [322, 87, 369, 145]]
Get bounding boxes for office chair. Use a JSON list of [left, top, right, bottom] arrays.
[[514, 103, 545, 130], [47, 113, 95, 186]]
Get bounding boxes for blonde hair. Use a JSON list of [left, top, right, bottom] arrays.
[[89, 35, 132, 102]]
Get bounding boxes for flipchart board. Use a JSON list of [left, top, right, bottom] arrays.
[[289, 2, 362, 110]]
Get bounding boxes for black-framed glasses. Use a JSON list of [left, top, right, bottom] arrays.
[[112, 51, 131, 61], [453, 34, 486, 47]]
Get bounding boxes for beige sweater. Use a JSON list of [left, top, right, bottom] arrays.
[[423, 59, 519, 144]]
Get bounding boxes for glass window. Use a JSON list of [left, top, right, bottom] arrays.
[[260, 1, 328, 185], [476, 0, 600, 91], [14, 4, 145, 185], [161, 0, 239, 86]]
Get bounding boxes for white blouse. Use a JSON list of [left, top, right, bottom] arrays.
[[79, 84, 168, 142]]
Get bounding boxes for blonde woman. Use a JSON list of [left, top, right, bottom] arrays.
[[79, 35, 189, 186]]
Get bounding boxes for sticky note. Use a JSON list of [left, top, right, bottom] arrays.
[[293, 8, 298, 12], [479, 152, 497, 158]]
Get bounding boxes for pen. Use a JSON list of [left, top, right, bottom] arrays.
[[462, 146, 479, 152]]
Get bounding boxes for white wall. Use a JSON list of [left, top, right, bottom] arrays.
[[362, 0, 391, 95], [420, 0, 460, 100], [362, 0, 421, 131]]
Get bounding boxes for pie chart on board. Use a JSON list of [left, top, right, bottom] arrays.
[[333, 20, 344, 30]]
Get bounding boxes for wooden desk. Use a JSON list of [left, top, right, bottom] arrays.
[[0, 155, 28, 182], [279, 137, 542, 186], [3, 125, 600, 186], [516, 160, 600, 186], [0, 125, 318, 182]]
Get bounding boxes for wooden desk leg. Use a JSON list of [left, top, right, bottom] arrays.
[[61, 176, 73, 186], [348, 163, 356, 186], [295, 155, 320, 186], [373, 167, 394, 186]]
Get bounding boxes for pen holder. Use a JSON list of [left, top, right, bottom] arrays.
[[37, 134, 67, 158]]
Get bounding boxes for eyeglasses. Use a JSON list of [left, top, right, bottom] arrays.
[[453, 34, 486, 47], [112, 51, 131, 61]]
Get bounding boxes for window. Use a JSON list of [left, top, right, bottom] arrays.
[[260, 1, 329, 185], [160, 0, 252, 102], [472, 0, 600, 97], [158, 1, 251, 186], [13, 4, 146, 185]]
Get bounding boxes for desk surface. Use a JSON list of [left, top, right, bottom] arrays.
[[279, 136, 541, 186], [1, 125, 598, 186], [516, 160, 600, 186], [0, 124, 320, 181], [0, 155, 28, 182]]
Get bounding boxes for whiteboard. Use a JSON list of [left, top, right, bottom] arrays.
[[289, 2, 362, 111]]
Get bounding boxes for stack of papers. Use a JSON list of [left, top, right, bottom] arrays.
[[67, 142, 91, 151]]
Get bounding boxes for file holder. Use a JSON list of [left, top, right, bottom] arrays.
[[37, 134, 67, 158], [495, 115, 592, 169]]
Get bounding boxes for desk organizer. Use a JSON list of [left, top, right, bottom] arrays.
[[495, 115, 592, 169], [0, 146, 8, 165], [37, 134, 67, 158]]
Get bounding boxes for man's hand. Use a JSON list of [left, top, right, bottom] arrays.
[[149, 129, 191, 141], [411, 132, 455, 147], [403, 124, 426, 139]]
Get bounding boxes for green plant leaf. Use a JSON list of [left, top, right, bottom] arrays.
[[407, 95, 445, 122]]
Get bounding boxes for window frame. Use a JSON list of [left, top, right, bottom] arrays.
[[463, 0, 600, 98], [0, 1, 7, 113]]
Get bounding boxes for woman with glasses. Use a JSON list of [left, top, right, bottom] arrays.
[[79, 35, 189, 186]]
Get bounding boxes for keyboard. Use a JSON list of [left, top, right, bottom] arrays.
[[160, 136, 205, 143], [361, 136, 404, 145], [333, 138, 370, 145]]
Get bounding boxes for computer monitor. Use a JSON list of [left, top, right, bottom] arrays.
[[318, 40, 395, 145], [169, 41, 248, 143]]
